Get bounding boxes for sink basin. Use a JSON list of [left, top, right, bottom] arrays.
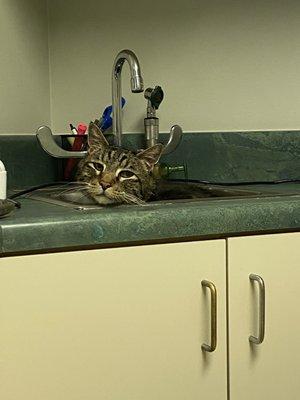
[[24, 181, 298, 211]]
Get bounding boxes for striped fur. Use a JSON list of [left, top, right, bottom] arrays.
[[76, 123, 163, 205]]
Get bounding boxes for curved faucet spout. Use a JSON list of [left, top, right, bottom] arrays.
[[112, 49, 144, 147]]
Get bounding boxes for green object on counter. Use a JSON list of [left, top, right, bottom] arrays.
[[153, 163, 188, 180]]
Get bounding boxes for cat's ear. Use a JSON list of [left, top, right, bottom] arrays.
[[137, 143, 164, 170], [88, 122, 109, 150]]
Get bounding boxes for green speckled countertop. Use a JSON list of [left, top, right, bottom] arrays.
[[0, 130, 299, 255], [0, 183, 299, 254]]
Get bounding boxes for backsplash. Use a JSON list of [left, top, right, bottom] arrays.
[[0, 135, 62, 189], [124, 131, 300, 183], [160, 131, 300, 183], [0, 130, 299, 190]]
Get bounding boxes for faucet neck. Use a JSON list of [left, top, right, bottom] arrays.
[[112, 50, 144, 147]]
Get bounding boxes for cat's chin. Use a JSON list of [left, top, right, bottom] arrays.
[[93, 195, 117, 205]]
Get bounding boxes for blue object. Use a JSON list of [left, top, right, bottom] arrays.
[[100, 97, 126, 131]]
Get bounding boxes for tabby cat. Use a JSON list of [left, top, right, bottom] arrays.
[[76, 122, 164, 205]]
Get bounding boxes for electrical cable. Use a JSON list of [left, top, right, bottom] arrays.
[[9, 181, 67, 199]]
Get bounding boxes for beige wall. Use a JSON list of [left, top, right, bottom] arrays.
[[2, 0, 300, 134], [47, 0, 300, 133], [0, 0, 50, 134]]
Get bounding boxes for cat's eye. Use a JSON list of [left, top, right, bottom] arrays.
[[119, 170, 135, 179], [92, 162, 104, 172]]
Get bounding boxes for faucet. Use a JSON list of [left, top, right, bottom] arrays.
[[111, 50, 182, 154], [144, 86, 183, 155], [37, 50, 182, 160], [144, 86, 164, 148], [112, 49, 144, 147]]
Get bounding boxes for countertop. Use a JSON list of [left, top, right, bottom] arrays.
[[0, 183, 299, 255]]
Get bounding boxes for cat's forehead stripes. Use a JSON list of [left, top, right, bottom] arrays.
[[118, 154, 128, 165], [93, 148, 135, 169], [88, 146, 150, 176]]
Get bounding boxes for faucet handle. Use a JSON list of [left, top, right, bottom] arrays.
[[144, 86, 164, 110], [36, 126, 87, 159], [162, 125, 183, 155]]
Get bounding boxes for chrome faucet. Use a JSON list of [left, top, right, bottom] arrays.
[[112, 49, 144, 147], [144, 85, 183, 155], [37, 50, 182, 159]]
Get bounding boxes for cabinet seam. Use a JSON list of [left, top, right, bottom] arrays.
[[226, 239, 230, 400]]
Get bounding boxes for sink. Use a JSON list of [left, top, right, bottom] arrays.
[[24, 181, 298, 211]]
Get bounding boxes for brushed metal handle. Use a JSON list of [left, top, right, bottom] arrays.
[[36, 125, 87, 158], [249, 274, 265, 344], [201, 280, 217, 352]]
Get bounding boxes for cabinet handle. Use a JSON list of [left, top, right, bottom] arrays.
[[249, 274, 265, 345], [201, 280, 217, 352]]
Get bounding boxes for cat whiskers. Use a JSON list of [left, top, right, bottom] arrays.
[[55, 186, 93, 196], [52, 182, 94, 194], [57, 181, 145, 206], [59, 183, 146, 206], [105, 190, 145, 205]]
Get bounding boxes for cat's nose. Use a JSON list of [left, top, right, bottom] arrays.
[[101, 182, 112, 190]]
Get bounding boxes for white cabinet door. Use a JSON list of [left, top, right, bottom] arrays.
[[228, 233, 300, 400], [0, 240, 227, 400]]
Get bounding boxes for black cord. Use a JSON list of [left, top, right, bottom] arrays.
[[8, 198, 21, 208], [0, 198, 20, 216], [9, 181, 68, 199]]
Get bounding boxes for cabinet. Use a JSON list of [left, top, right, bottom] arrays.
[[1, 232, 299, 399], [228, 233, 300, 400], [0, 240, 227, 400]]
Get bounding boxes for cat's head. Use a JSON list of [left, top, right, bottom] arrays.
[[76, 122, 164, 205]]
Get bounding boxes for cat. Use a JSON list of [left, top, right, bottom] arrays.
[[76, 122, 164, 205]]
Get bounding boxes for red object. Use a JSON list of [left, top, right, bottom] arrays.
[[64, 123, 87, 180], [77, 123, 87, 135]]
